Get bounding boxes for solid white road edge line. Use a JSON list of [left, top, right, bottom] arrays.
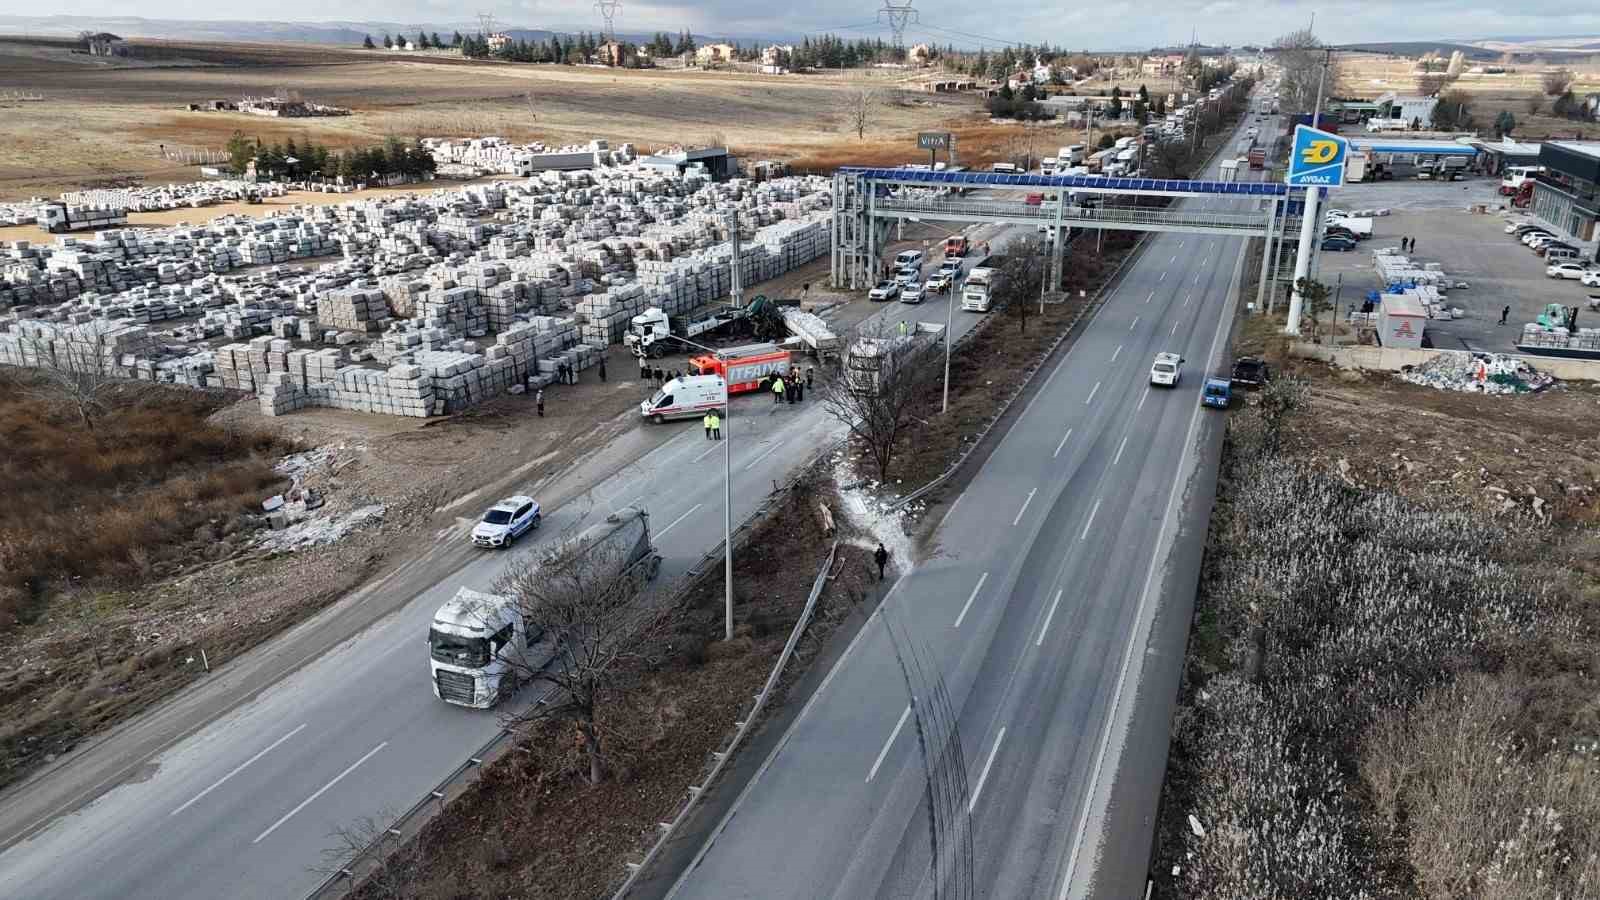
[[1057, 221, 1249, 900], [1113, 435, 1129, 466], [1085, 382, 1100, 405], [1080, 499, 1102, 541], [663, 581, 897, 899], [693, 441, 722, 462], [1035, 589, 1065, 647], [1012, 489, 1037, 527], [937, 491, 965, 531], [171, 724, 308, 817], [953, 572, 989, 629], [968, 727, 1008, 813], [742, 444, 781, 472], [655, 503, 703, 539], [1053, 427, 1073, 460], [253, 741, 387, 844], [866, 705, 913, 783]]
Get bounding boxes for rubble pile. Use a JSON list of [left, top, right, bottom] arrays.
[[1399, 352, 1554, 394]]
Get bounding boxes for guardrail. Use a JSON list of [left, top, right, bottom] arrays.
[[874, 197, 1282, 236], [609, 539, 840, 898], [304, 450, 843, 900]]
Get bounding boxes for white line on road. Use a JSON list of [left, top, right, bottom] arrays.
[[1085, 382, 1100, 405], [937, 491, 964, 531], [1194, 270, 1202, 284], [1129, 316, 1139, 331], [694, 441, 723, 462], [1080, 499, 1102, 541], [1138, 387, 1151, 410], [969, 727, 1008, 813], [253, 742, 387, 844], [867, 705, 913, 783], [1169, 254, 1176, 263], [743, 444, 781, 472], [1012, 489, 1037, 526], [656, 503, 703, 538], [1160, 271, 1167, 282], [1113, 435, 1128, 466], [1145, 291, 1153, 304], [1171, 321, 1179, 337], [1053, 427, 1073, 459], [171, 724, 307, 817], [1036, 589, 1065, 647], [954, 572, 989, 628], [1111, 344, 1122, 362], [1183, 292, 1191, 307]]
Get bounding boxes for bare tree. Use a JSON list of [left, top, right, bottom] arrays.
[[315, 810, 425, 900], [1148, 137, 1192, 179], [1271, 29, 1340, 116], [11, 319, 128, 435], [1415, 73, 1448, 96], [1543, 68, 1575, 96], [492, 510, 666, 785], [995, 235, 1048, 334], [825, 321, 936, 482], [849, 87, 879, 140]]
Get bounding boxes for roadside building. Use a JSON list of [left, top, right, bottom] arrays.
[[907, 43, 932, 66], [695, 43, 735, 66], [1530, 141, 1600, 259], [86, 32, 127, 57]]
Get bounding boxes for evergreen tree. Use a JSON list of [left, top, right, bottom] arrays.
[[452, 30, 464, 47], [416, 32, 428, 50], [362, 34, 376, 50], [432, 32, 443, 49], [382, 33, 392, 49]]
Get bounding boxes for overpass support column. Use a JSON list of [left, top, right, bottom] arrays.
[[1255, 199, 1277, 312], [1285, 187, 1320, 335]]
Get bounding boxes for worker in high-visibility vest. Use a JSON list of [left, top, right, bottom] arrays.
[[772, 376, 786, 404], [709, 411, 721, 440]]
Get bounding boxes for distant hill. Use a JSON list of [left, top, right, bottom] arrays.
[[0, 14, 784, 48], [1332, 41, 1499, 60]]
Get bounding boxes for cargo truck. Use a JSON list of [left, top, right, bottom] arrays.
[[688, 342, 791, 394], [429, 509, 661, 709], [1247, 147, 1266, 170], [624, 297, 787, 357], [962, 262, 1001, 312]]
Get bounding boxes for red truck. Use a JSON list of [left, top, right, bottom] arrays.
[[1247, 148, 1266, 170], [943, 234, 969, 257], [688, 344, 791, 394]]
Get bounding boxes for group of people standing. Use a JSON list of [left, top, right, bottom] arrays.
[[770, 366, 814, 405], [639, 357, 685, 388]]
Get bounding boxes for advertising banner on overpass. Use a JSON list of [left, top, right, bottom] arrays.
[[1286, 124, 1349, 188]]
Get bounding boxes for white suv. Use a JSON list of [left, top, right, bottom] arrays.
[[471, 496, 541, 548], [1150, 352, 1184, 387], [1583, 269, 1600, 288]]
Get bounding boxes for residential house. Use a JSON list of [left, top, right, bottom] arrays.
[[599, 40, 629, 66], [85, 32, 127, 57], [486, 32, 512, 52], [695, 43, 736, 66], [762, 44, 794, 67], [1007, 70, 1033, 92], [908, 43, 932, 66]]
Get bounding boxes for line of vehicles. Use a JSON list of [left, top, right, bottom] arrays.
[[1147, 350, 1270, 410], [1320, 209, 1375, 252], [1508, 220, 1596, 270]]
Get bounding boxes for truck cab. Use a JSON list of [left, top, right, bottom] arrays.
[[962, 266, 996, 312], [624, 308, 673, 357], [943, 235, 969, 257], [430, 588, 530, 709]]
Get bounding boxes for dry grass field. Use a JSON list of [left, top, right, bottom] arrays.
[[0, 36, 1008, 200], [1338, 51, 1600, 138]]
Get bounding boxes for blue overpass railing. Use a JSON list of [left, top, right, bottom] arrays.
[[840, 166, 1295, 198]]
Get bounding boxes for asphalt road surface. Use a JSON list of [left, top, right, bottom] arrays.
[[667, 116, 1275, 900], [0, 239, 1015, 899]]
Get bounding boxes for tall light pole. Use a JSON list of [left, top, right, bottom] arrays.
[[675, 334, 735, 641], [942, 242, 954, 413]]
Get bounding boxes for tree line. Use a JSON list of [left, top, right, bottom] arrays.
[[225, 132, 437, 182]]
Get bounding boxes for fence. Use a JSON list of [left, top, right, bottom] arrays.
[[304, 447, 843, 900]]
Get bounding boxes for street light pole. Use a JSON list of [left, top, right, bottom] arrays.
[[943, 263, 955, 414]]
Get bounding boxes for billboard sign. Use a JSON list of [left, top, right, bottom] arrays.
[[1286, 124, 1348, 188], [917, 132, 953, 151]]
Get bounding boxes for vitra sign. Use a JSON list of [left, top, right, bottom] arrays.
[[917, 132, 953, 151]]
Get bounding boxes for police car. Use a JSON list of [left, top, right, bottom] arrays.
[[1149, 352, 1184, 387], [471, 496, 541, 548]]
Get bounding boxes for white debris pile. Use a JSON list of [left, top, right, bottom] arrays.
[[832, 451, 917, 570], [254, 503, 386, 552], [1399, 352, 1553, 394]]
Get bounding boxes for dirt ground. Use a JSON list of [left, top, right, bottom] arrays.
[[1337, 51, 1600, 140], [0, 37, 977, 200], [345, 468, 877, 900]]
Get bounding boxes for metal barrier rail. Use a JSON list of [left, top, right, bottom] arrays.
[[609, 540, 840, 899], [873, 197, 1282, 236], [303, 448, 844, 900]]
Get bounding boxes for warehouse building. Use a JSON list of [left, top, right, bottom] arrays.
[[1530, 141, 1600, 257]]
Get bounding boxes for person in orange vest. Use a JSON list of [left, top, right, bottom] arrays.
[[772, 376, 786, 404]]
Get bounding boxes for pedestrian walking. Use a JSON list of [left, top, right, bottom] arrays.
[[787, 381, 796, 404], [535, 388, 545, 417], [557, 361, 569, 385], [638, 356, 648, 380], [874, 542, 889, 581], [1410, 237, 1419, 255], [796, 380, 805, 402], [598, 357, 607, 382], [772, 376, 786, 404], [898, 319, 908, 337], [805, 366, 814, 389], [1500, 305, 1510, 326], [710, 411, 721, 440], [703, 412, 714, 440]]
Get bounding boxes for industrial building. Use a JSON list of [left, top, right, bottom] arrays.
[[1530, 141, 1600, 256]]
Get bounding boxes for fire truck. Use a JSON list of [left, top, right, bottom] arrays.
[[688, 342, 791, 394]]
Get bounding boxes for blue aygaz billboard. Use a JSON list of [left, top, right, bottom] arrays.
[[1286, 124, 1349, 188]]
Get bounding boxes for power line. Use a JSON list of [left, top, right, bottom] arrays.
[[916, 22, 1021, 47]]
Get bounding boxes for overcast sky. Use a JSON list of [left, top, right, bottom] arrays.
[[29, 2, 1600, 48]]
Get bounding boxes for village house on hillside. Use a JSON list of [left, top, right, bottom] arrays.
[[84, 32, 128, 57]]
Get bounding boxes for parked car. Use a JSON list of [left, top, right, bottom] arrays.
[[1322, 235, 1358, 252], [900, 281, 926, 304], [1201, 378, 1232, 409], [868, 280, 900, 301], [1230, 357, 1271, 389], [1324, 225, 1359, 241], [472, 496, 541, 548], [1525, 233, 1560, 248], [1511, 223, 1549, 236], [1583, 270, 1600, 288], [1548, 262, 1595, 280]]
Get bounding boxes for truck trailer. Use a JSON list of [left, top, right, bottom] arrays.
[[36, 202, 129, 234]]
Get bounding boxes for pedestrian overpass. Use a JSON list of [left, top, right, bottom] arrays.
[[830, 167, 1313, 307]]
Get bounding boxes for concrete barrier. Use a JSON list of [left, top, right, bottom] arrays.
[[1290, 341, 1600, 382]]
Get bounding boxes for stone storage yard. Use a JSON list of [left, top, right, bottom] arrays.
[[0, 148, 834, 420]]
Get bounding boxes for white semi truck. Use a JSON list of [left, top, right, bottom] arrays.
[[429, 508, 661, 709], [36, 201, 128, 233]]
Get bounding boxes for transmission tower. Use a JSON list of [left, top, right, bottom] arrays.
[[877, 0, 918, 47], [595, 0, 621, 42], [476, 11, 497, 37]]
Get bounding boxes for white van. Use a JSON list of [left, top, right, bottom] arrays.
[[991, 162, 1019, 174], [641, 374, 726, 423], [894, 249, 925, 270]]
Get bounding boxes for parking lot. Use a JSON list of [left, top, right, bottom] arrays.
[[1312, 175, 1600, 353]]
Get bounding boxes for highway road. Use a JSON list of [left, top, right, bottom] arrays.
[[0, 226, 1015, 899], [667, 115, 1275, 900]]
